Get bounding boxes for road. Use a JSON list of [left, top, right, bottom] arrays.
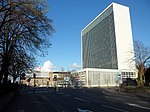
[[3, 87, 150, 112]]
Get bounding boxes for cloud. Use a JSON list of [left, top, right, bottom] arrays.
[[35, 60, 55, 72], [34, 66, 41, 71], [41, 60, 55, 72], [70, 63, 81, 69]]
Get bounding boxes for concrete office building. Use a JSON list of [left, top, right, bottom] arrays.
[[72, 3, 137, 87]]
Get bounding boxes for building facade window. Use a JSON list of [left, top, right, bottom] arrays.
[[82, 11, 118, 69]]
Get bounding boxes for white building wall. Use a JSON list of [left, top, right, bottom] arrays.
[[113, 3, 136, 70], [72, 68, 120, 87], [86, 68, 119, 87]]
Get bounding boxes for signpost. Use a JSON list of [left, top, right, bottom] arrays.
[[115, 73, 122, 92], [53, 75, 58, 91]]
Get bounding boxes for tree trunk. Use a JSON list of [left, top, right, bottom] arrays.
[[2, 65, 9, 83], [138, 69, 144, 86], [0, 74, 3, 83], [13, 75, 18, 83], [0, 57, 10, 83]]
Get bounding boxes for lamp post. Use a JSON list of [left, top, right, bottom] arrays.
[[54, 75, 58, 91], [33, 73, 36, 94]]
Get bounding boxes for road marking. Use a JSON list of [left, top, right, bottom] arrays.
[[64, 94, 71, 96], [40, 95, 65, 112], [127, 103, 150, 110], [137, 101, 149, 104], [18, 110, 24, 112], [105, 96, 121, 100], [75, 97, 90, 103], [102, 105, 129, 112], [32, 101, 46, 104], [77, 108, 93, 112], [54, 105, 65, 112]]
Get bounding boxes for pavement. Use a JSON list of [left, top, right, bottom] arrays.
[[103, 87, 150, 98], [102, 87, 150, 111], [0, 92, 16, 112], [2, 87, 54, 112]]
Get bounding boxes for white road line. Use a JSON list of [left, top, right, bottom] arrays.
[[77, 108, 93, 112], [40, 95, 64, 112], [102, 105, 129, 112], [32, 101, 46, 104], [127, 103, 150, 110], [137, 101, 149, 104], [64, 94, 71, 96], [18, 110, 24, 112], [105, 96, 122, 100], [54, 105, 65, 112], [75, 97, 90, 103]]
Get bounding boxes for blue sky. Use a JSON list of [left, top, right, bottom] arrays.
[[37, 0, 150, 71]]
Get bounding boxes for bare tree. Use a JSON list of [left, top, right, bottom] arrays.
[[134, 40, 150, 86], [0, 0, 54, 83], [9, 49, 35, 82]]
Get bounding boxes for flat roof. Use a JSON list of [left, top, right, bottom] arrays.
[[81, 2, 127, 36]]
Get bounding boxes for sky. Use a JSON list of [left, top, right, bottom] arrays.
[[36, 0, 150, 72]]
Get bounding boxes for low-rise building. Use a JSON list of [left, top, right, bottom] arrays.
[[71, 68, 137, 87], [21, 71, 71, 87]]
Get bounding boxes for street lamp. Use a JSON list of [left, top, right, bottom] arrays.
[[33, 73, 36, 94]]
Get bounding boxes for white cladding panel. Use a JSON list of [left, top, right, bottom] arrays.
[[113, 3, 136, 70]]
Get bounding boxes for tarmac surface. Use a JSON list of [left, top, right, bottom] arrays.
[[3, 87, 150, 112]]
